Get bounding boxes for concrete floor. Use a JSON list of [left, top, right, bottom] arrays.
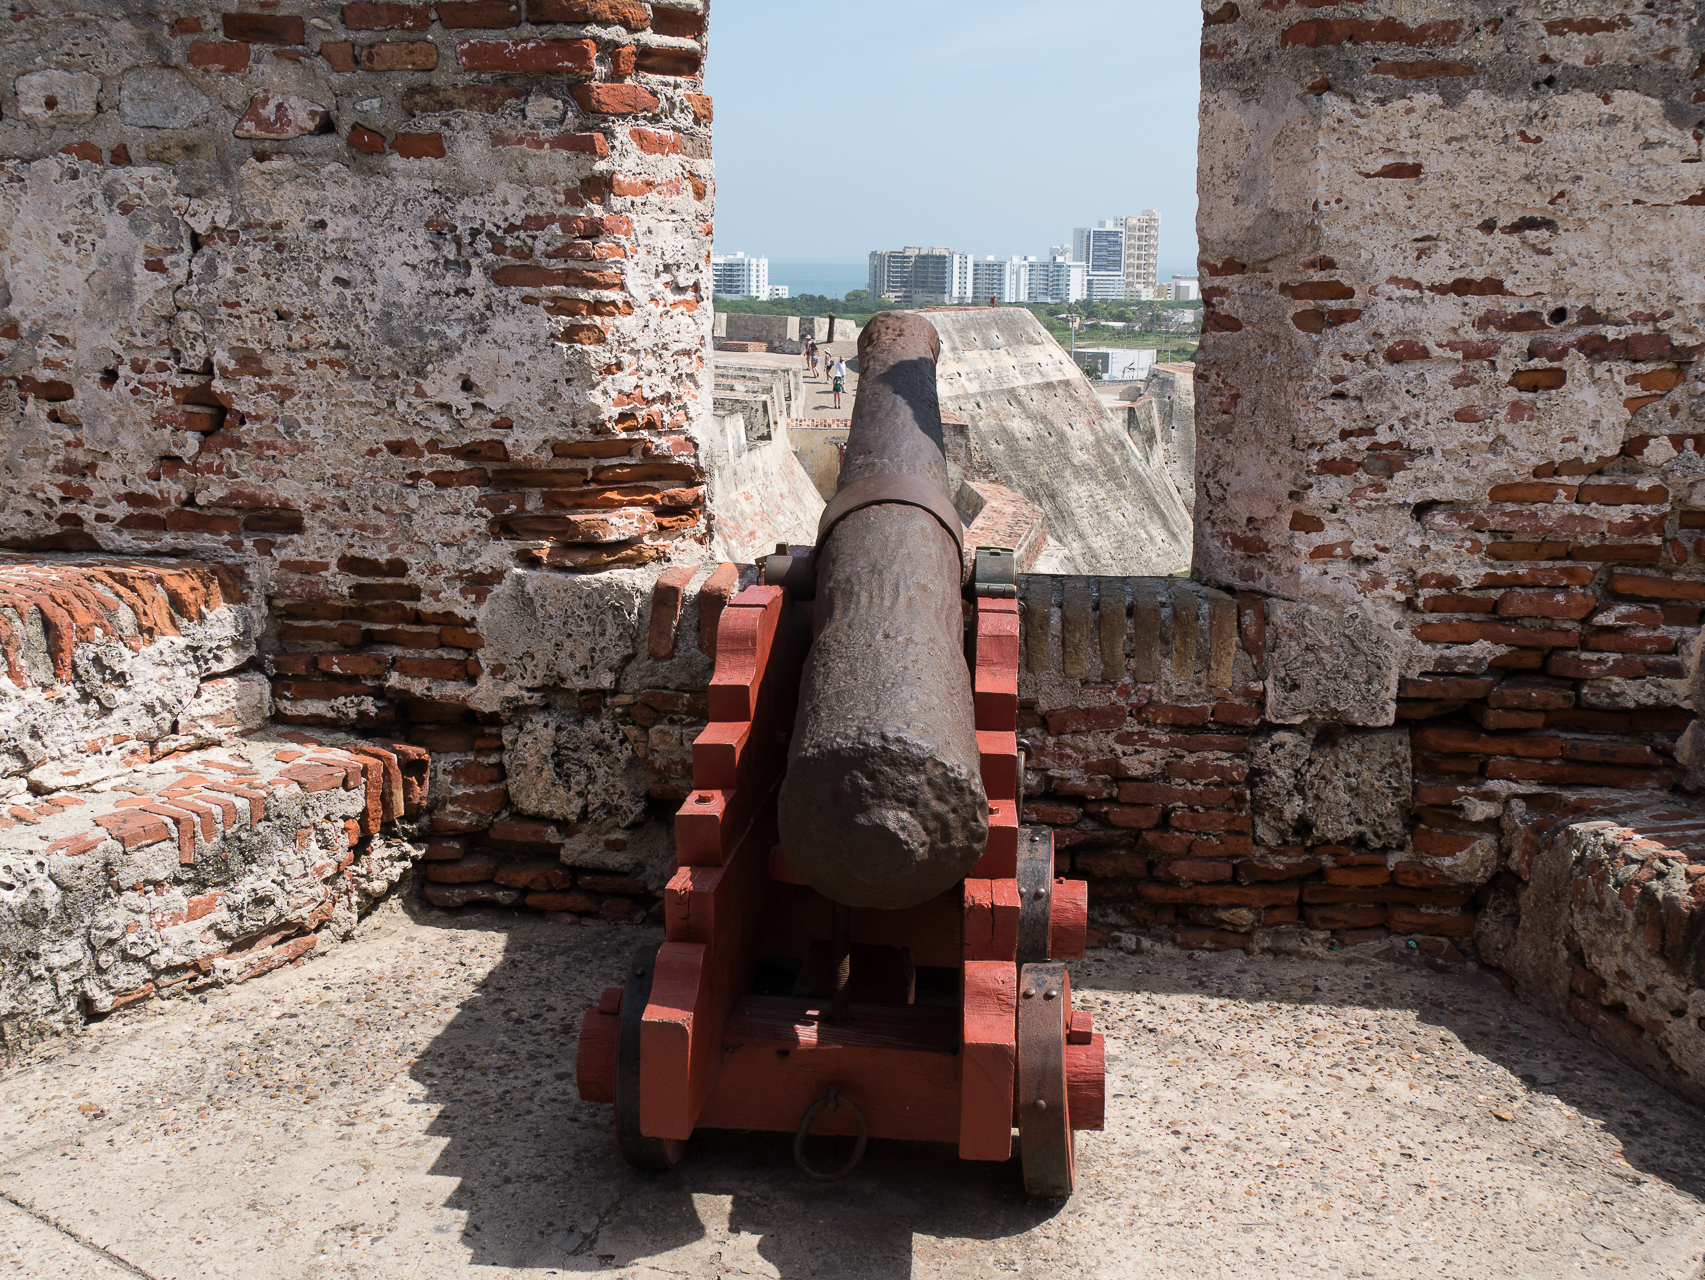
[[2, 901, 1703, 1279]]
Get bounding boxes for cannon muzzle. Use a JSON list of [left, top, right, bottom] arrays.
[[777, 313, 990, 910]]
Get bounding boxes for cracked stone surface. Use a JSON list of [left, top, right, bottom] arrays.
[[0, 904, 1702, 1278]]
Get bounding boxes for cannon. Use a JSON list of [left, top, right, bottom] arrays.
[[575, 313, 1104, 1196]]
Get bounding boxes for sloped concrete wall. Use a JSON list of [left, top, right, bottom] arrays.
[[929, 308, 1192, 577], [702, 413, 823, 563]]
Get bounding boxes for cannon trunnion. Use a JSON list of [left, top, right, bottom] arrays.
[[574, 315, 1105, 1196]]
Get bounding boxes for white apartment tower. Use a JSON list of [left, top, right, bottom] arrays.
[[951, 252, 974, 304], [1029, 252, 1088, 304], [711, 252, 783, 300], [969, 255, 1034, 304], [1122, 211, 1161, 298], [1071, 213, 1161, 300]]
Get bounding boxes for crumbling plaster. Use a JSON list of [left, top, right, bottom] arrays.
[[1196, 49, 1705, 611]]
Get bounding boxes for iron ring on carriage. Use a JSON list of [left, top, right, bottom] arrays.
[[792, 1085, 870, 1183]]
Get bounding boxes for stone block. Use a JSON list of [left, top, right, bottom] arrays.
[[1264, 600, 1399, 726], [118, 69, 212, 130], [1250, 727, 1411, 849], [14, 71, 100, 125], [177, 672, 274, 740], [234, 93, 332, 140], [476, 568, 646, 693], [501, 710, 648, 834]]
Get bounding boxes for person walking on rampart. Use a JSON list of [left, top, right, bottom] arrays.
[[831, 357, 846, 409], [803, 337, 815, 379]]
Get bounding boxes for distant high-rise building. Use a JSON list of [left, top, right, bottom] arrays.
[[1029, 252, 1087, 305], [711, 252, 787, 300], [1072, 223, 1125, 274], [1073, 221, 1127, 300], [970, 255, 1035, 304], [868, 246, 960, 305], [868, 248, 921, 300], [1071, 213, 1161, 300], [1122, 211, 1161, 298], [952, 252, 974, 304], [1169, 274, 1200, 302]]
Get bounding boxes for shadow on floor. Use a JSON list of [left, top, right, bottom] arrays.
[[404, 912, 1060, 1276], [403, 907, 1705, 1273]]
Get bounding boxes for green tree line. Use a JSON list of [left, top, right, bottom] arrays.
[[713, 294, 1201, 360]]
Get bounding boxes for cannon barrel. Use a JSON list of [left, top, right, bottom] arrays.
[[777, 313, 990, 910]]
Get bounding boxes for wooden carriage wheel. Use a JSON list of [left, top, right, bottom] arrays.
[[615, 943, 685, 1172], [1016, 961, 1075, 1197]]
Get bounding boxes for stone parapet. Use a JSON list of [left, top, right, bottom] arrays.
[[0, 555, 257, 793], [0, 732, 429, 1050], [1018, 575, 1306, 952], [1478, 794, 1705, 1105], [960, 481, 1046, 574]]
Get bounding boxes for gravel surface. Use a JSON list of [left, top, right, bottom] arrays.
[[0, 901, 1702, 1278]]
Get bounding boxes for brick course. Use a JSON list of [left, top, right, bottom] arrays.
[[0, 0, 714, 729], [0, 730, 427, 1033]]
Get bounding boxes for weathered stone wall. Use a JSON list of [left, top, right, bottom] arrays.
[[930, 308, 1193, 577], [1142, 362, 1196, 510], [1198, 0, 1704, 610], [0, 0, 715, 735], [419, 557, 742, 918], [0, 2, 721, 873], [0, 3, 723, 1021], [1194, 0, 1705, 1095], [0, 555, 428, 1047], [1196, 0, 1704, 680], [1479, 793, 1705, 1105]]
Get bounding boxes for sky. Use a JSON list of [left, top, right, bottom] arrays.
[[703, 0, 1202, 291]]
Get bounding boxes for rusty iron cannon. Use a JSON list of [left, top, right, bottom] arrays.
[[778, 312, 989, 910], [575, 313, 1104, 1196]]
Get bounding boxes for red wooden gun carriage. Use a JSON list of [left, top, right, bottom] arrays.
[[575, 315, 1105, 1196]]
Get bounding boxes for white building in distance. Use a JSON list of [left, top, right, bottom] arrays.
[[1074, 221, 1126, 300], [966, 255, 1033, 304], [1169, 274, 1201, 301], [870, 240, 1091, 306], [1123, 211, 1160, 297], [869, 246, 960, 305], [1071, 213, 1162, 300], [1029, 253, 1088, 305], [1075, 347, 1159, 380], [711, 252, 788, 300]]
